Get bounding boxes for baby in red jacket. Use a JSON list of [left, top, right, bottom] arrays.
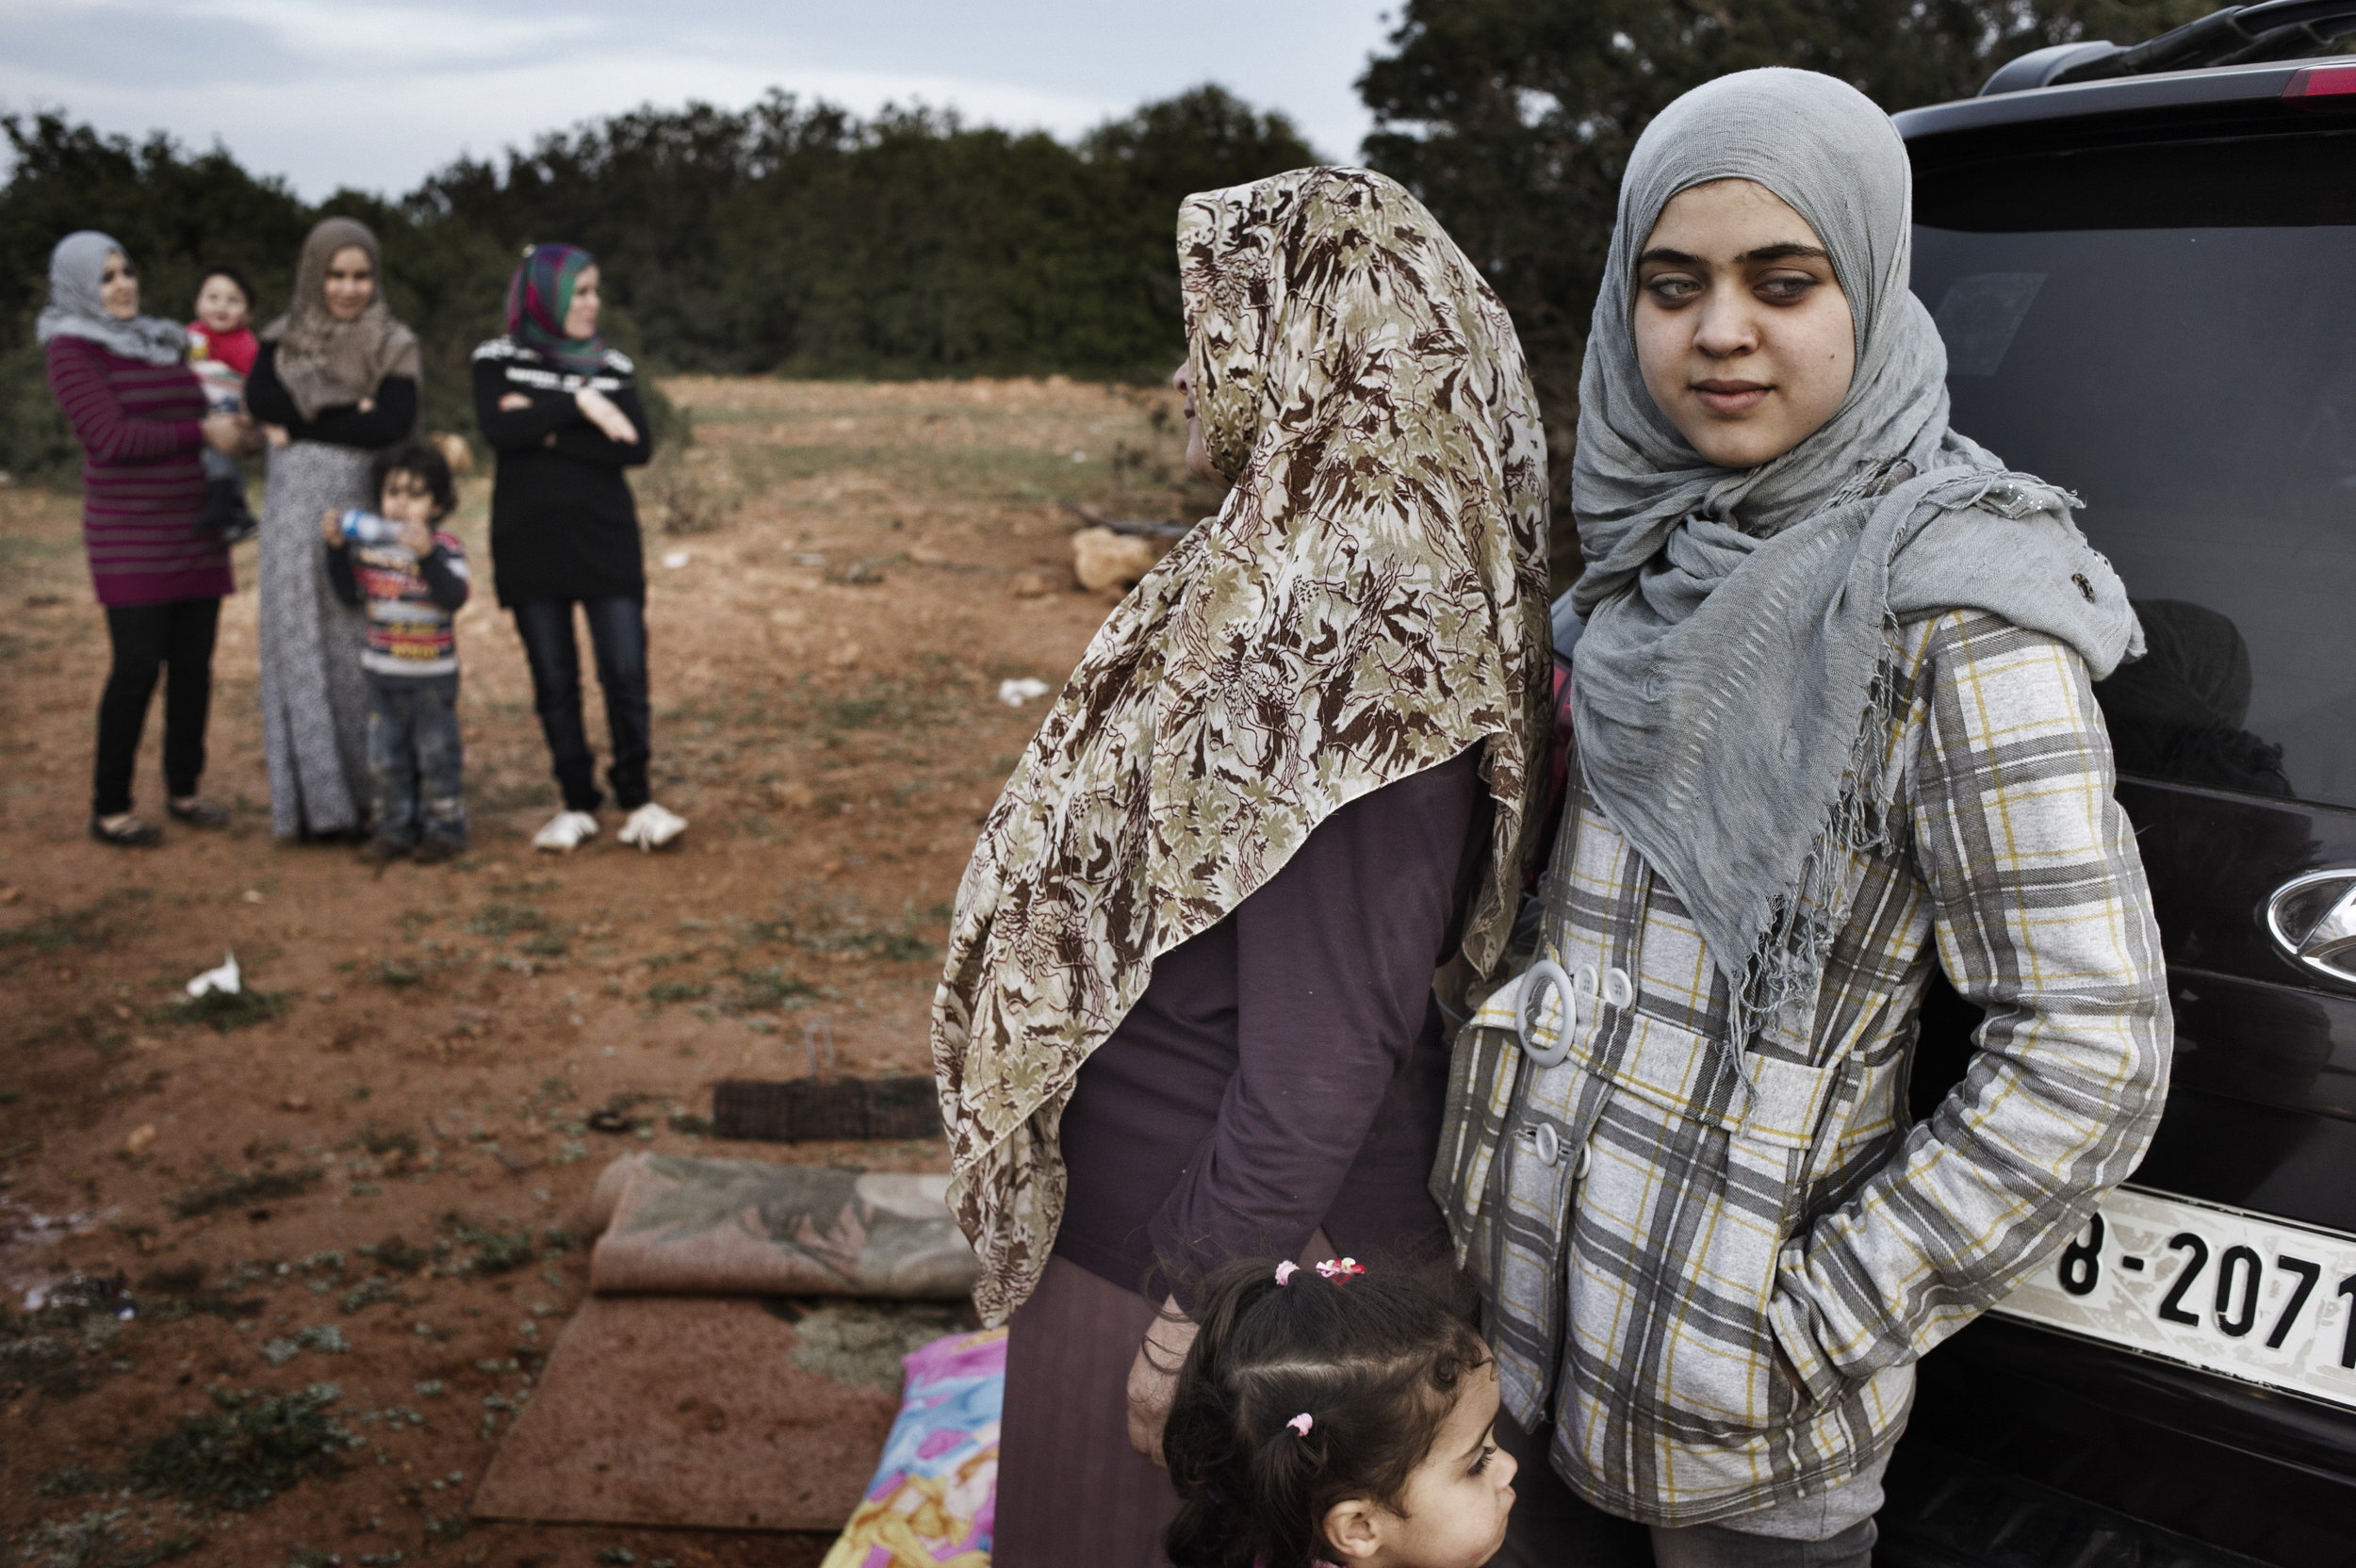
[[187, 266, 260, 544]]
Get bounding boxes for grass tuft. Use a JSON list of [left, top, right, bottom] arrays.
[[167, 1165, 323, 1219], [125, 1382, 356, 1512]]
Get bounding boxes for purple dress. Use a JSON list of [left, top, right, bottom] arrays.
[[991, 748, 1490, 1567]]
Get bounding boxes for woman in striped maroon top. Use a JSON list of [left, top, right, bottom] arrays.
[[41, 231, 253, 846]]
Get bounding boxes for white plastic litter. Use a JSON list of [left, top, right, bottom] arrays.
[[661, 550, 690, 569], [997, 678, 1052, 708], [186, 952, 240, 998]]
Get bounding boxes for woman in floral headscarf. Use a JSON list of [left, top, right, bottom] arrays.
[[931, 167, 1550, 1563], [246, 216, 422, 840], [470, 243, 675, 854]]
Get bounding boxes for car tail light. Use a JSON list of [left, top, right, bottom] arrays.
[[2283, 62, 2356, 102]]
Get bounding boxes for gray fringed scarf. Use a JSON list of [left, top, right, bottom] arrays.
[[1568, 69, 2144, 1036], [36, 232, 188, 367]]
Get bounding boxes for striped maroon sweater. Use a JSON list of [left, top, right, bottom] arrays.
[[45, 335, 234, 608]]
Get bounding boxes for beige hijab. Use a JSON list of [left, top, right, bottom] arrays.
[[261, 217, 421, 421], [931, 167, 1552, 1325]]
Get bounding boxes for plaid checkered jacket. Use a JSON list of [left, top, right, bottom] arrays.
[[1433, 610, 2171, 1527]]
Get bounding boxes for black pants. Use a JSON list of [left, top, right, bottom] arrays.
[[94, 596, 221, 818], [511, 596, 650, 813]]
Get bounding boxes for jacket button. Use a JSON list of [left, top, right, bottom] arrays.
[[1604, 968, 1634, 1008], [1575, 1141, 1592, 1180], [1532, 1124, 1562, 1168]]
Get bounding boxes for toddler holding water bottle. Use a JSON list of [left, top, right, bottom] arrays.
[[319, 439, 470, 864]]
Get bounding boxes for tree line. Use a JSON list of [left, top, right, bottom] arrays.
[[2, 0, 2207, 490]]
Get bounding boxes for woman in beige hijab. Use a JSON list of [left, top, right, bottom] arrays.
[[933, 166, 1550, 1564], [245, 217, 422, 839]]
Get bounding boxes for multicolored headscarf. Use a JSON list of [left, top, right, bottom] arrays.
[[931, 167, 1552, 1326], [504, 243, 604, 372]]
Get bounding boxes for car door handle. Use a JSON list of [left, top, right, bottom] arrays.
[[2264, 870, 2356, 984]]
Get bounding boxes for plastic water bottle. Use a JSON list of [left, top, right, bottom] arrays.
[[338, 509, 405, 546]]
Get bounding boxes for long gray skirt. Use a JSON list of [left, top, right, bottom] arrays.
[[258, 440, 372, 837]]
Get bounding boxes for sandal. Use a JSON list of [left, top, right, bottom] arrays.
[[167, 797, 231, 829], [90, 815, 162, 847]]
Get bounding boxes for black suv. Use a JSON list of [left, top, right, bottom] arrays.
[[1877, 8, 2356, 1566]]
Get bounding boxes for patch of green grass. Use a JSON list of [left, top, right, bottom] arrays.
[[728, 965, 817, 1011], [466, 902, 547, 938], [147, 987, 291, 1034], [0, 888, 152, 962], [646, 979, 712, 1005], [515, 930, 569, 957], [485, 877, 558, 897], [372, 959, 425, 988], [15, 1508, 199, 1568], [446, 1217, 538, 1277], [125, 1382, 357, 1512], [356, 1123, 420, 1160], [167, 1165, 323, 1219], [755, 884, 936, 963], [355, 1233, 432, 1275]]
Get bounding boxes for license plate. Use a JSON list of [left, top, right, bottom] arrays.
[[1991, 1185, 2356, 1411]]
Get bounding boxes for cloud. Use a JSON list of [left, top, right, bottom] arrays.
[[0, 0, 1391, 197]]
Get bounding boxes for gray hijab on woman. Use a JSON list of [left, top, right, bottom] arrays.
[[36, 231, 188, 367], [1567, 68, 2143, 1037]]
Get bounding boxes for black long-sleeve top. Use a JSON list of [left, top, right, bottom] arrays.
[[245, 342, 418, 448], [1053, 746, 1493, 1310], [470, 337, 654, 606]]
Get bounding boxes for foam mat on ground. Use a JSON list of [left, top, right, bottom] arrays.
[[582, 1153, 975, 1298], [472, 1294, 898, 1531]]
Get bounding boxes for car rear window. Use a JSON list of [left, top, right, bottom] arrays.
[[1913, 132, 2356, 808]]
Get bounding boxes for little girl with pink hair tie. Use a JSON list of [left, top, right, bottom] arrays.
[[1160, 1259, 1517, 1568]]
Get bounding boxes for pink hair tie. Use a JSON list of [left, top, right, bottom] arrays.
[[1286, 1413, 1314, 1437], [1314, 1258, 1365, 1282], [1274, 1262, 1300, 1285]]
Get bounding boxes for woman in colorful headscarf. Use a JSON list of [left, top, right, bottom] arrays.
[[247, 216, 423, 840], [41, 231, 251, 846], [471, 243, 679, 854], [931, 167, 1551, 1563]]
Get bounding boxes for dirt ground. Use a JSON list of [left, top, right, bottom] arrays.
[[0, 375, 1207, 1568]]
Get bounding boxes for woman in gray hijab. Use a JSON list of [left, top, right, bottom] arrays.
[[245, 217, 422, 840], [41, 232, 250, 845], [1434, 69, 2171, 1567]]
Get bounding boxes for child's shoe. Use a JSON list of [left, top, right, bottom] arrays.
[[617, 802, 688, 851], [411, 833, 466, 866], [358, 836, 409, 866], [532, 810, 599, 853]]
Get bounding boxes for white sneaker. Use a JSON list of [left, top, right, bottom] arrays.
[[617, 802, 688, 851], [532, 810, 599, 853]]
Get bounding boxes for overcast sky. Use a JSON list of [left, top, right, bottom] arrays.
[[1, 0, 1403, 198]]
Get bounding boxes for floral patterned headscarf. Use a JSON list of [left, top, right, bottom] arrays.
[[931, 167, 1552, 1325]]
